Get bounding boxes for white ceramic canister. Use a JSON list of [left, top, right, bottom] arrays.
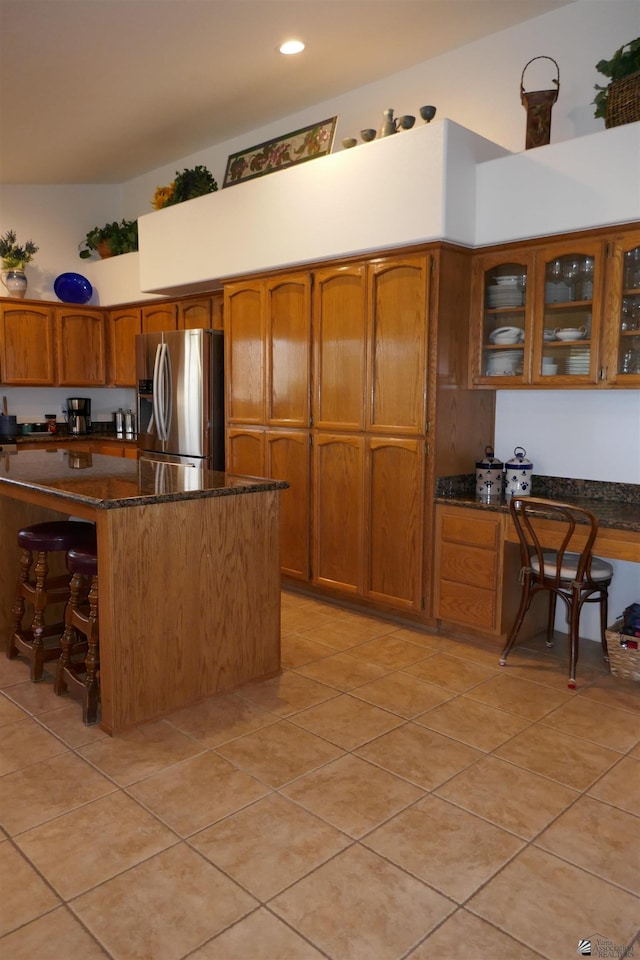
[[475, 446, 504, 502], [504, 446, 533, 498]]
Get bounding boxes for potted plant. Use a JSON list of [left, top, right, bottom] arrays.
[[79, 219, 139, 259], [593, 37, 640, 124], [0, 229, 39, 297], [0, 229, 39, 269], [152, 165, 218, 209]]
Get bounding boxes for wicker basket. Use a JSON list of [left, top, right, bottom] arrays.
[[606, 619, 640, 681], [605, 70, 640, 128]]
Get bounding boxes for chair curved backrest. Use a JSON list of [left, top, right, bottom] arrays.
[[509, 496, 600, 588]]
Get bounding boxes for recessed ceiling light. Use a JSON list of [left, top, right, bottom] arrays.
[[280, 39, 305, 55]]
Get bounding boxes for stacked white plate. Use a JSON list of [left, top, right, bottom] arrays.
[[565, 347, 590, 374], [486, 350, 523, 376], [487, 284, 524, 308]]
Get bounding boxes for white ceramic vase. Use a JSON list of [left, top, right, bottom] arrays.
[[1, 265, 28, 298]]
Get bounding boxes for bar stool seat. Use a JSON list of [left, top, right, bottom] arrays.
[[54, 544, 100, 724], [8, 520, 96, 681]]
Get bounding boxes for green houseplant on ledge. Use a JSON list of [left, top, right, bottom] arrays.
[[79, 219, 139, 260], [593, 37, 640, 126], [152, 165, 218, 209]]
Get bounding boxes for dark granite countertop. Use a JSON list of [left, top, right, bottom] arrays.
[[0, 449, 287, 510], [16, 431, 137, 445], [435, 474, 640, 534]]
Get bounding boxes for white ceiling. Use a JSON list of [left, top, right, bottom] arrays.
[[0, 0, 573, 185]]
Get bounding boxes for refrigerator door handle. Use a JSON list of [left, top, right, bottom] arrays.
[[163, 342, 173, 440], [152, 343, 166, 440]]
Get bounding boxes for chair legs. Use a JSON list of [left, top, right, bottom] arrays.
[[500, 578, 534, 667], [600, 588, 610, 663], [546, 593, 557, 648], [502, 579, 611, 689]]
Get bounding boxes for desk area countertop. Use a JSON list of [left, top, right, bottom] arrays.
[[0, 448, 287, 510], [435, 474, 640, 562], [435, 475, 640, 532]]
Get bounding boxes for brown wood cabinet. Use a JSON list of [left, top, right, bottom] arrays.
[[141, 302, 177, 333], [313, 433, 364, 595], [226, 424, 310, 580], [601, 229, 640, 385], [225, 245, 493, 620], [433, 503, 545, 644], [177, 292, 223, 330], [108, 307, 142, 386], [2, 291, 223, 390], [0, 302, 56, 384], [55, 306, 108, 385], [311, 254, 429, 614], [225, 273, 312, 581], [470, 223, 640, 389]]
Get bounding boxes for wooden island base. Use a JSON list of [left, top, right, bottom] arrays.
[[0, 453, 283, 733]]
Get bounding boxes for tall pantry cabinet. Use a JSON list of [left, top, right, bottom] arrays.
[[224, 244, 493, 623]]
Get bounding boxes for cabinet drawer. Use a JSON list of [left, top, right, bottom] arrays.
[[440, 541, 497, 590], [441, 512, 499, 549], [437, 580, 496, 629]]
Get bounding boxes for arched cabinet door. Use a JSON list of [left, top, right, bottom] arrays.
[[108, 307, 141, 386], [312, 432, 365, 595], [56, 307, 107, 385], [224, 280, 266, 425], [367, 254, 429, 434], [266, 429, 311, 581], [313, 263, 367, 432], [365, 435, 425, 613], [0, 303, 55, 384], [265, 274, 311, 427], [602, 229, 640, 386]]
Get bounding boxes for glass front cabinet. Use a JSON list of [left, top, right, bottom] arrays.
[[603, 231, 640, 386], [470, 226, 640, 389], [531, 238, 604, 386], [470, 252, 535, 387]]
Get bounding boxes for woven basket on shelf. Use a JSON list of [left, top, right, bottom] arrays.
[[605, 70, 640, 127], [606, 619, 640, 681]]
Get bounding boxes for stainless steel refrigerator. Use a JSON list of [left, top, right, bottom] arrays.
[[136, 328, 224, 469]]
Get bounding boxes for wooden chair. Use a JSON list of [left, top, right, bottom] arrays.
[[54, 544, 100, 724], [499, 496, 613, 688], [8, 521, 96, 681]]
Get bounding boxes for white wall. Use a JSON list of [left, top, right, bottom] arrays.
[[0, 386, 134, 426], [494, 391, 640, 484], [122, 0, 639, 217], [1, 1, 637, 294], [0, 185, 120, 303]]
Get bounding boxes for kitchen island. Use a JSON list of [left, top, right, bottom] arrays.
[[0, 447, 287, 733]]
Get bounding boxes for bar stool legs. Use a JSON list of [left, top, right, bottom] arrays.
[[54, 546, 100, 724], [8, 521, 96, 682]]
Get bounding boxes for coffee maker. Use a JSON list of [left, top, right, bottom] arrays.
[[66, 397, 91, 435]]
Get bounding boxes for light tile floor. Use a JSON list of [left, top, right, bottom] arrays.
[[1, 590, 639, 960]]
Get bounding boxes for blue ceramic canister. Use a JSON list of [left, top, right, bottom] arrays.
[[475, 446, 504, 502], [505, 447, 533, 498]]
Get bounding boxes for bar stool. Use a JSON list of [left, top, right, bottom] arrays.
[[8, 520, 96, 681], [54, 544, 100, 724]]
